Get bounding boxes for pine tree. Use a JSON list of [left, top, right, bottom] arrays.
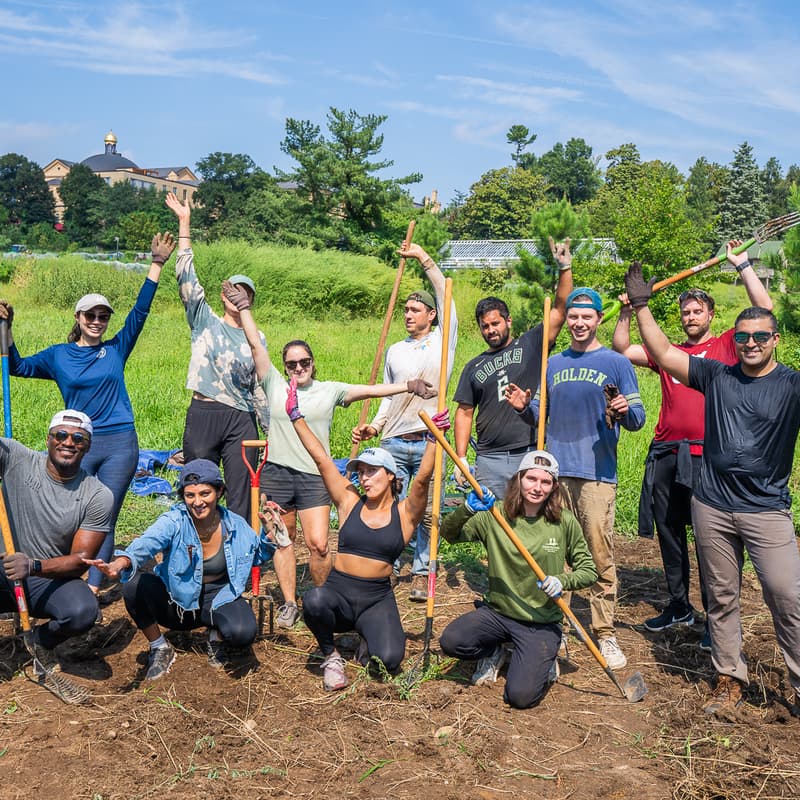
[[717, 142, 766, 240]]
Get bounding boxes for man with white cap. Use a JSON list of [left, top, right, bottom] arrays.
[[166, 193, 269, 521], [0, 410, 113, 676]]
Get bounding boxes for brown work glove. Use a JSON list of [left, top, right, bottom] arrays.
[[407, 379, 437, 399], [603, 384, 623, 429], [222, 280, 252, 311], [624, 261, 657, 309], [151, 232, 176, 265], [0, 301, 13, 326]]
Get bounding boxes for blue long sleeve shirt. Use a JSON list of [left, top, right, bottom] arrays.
[[9, 278, 158, 434]]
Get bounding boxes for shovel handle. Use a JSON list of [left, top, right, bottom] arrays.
[[0, 489, 30, 631]]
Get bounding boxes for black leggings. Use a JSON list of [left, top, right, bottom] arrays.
[[302, 569, 406, 672], [123, 572, 257, 647]]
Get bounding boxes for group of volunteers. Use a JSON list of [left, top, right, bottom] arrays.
[[1, 193, 799, 719]]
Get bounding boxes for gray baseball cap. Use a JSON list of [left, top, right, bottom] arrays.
[[517, 450, 559, 479], [345, 447, 398, 475], [75, 294, 113, 314]]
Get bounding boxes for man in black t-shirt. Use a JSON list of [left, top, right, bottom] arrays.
[[453, 239, 573, 497], [626, 263, 800, 718]]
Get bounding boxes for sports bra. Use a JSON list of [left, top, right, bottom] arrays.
[[337, 498, 405, 564], [202, 543, 228, 577]]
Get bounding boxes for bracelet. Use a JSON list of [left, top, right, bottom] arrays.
[[559, 263, 573, 272], [421, 258, 435, 269], [151, 256, 168, 265], [735, 259, 751, 274]]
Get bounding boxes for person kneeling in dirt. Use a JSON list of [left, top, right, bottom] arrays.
[[285, 377, 449, 691], [439, 451, 597, 709], [84, 459, 276, 681], [0, 410, 113, 677]]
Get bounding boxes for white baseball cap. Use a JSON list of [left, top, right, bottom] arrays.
[[517, 449, 559, 479], [345, 447, 398, 475], [49, 409, 93, 436], [75, 294, 114, 314]]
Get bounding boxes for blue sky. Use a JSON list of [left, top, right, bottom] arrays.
[[1, 0, 797, 205]]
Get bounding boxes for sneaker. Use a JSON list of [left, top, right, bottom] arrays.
[[699, 625, 712, 652], [703, 674, 743, 715], [471, 645, 506, 686], [548, 658, 560, 684], [409, 575, 428, 602], [644, 604, 694, 632], [144, 643, 176, 681], [321, 651, 348, 691], [23, 631, 60, 676], [276, 602, 300, 629], [207, 639, 232, 669], [599, 636, 627, 670]]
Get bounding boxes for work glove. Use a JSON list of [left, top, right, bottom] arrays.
[[407, 379, 437, 399], [603, 383, 623, 429], [465, 486, 496, 514], [0, 301, 13, 326], [258, 495, 290, 547], [624, 261, 657, 309], [425, 409, 451, 441], [2, 552, 34, 580], [537, 575, 563, 598], [222, 280, 252, 311], [453, 456, 472, 488], [285, 377, 303, 421], [548, 236, 572, 271], [150, 231, 176, 265]]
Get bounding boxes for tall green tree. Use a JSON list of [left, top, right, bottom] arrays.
[[0, 153, 55, 227], [717, 141, 766, 240], [685, 157, 728, 253], [586, 143, 644, 236], [506, 124, 537, 165], [535, 138, 602, 205], [776, 184, 800, 333], [761, 156, 788, 219], [58, 163, 107, 246]]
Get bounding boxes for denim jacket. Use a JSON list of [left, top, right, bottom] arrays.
[[116, 503, 275, 612]]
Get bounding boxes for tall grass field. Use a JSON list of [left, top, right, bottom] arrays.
[[2, 244, 798, 544]]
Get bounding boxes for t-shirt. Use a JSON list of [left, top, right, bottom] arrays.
[[260, 365, 350, 475], [527, 346, 646, 483], [453, 326, 544, 453], [689, 358, 800, 512], [0, 439, 113, 560], [8, 278, 158, 434], [176, 249, 269, 427], [371, 291, 458, 439], [646, 329, 736, 455], [440, 503, 597, 625]]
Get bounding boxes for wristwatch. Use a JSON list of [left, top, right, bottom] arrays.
[[31, 559, 42, 575]]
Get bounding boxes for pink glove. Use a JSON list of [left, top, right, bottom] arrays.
[[285, 377, 303, 421]]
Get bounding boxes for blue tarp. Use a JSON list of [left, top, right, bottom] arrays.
[[129, 448, 180, 496]]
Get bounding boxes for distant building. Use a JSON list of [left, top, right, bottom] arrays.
[[43, 131, 200, 219], [437, 238, 620, 270]]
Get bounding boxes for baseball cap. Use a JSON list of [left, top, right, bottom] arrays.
[[227, 274, 256, 295], [178, 458, 224, 490], [566, 288, 603, 312], [517, 449, 559, 479], [49, 410, 93, 436], [406, 289, 435, 310], [75, 294, 114, 314], [345, 447, 398, 476]]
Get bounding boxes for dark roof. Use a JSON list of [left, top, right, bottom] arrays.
[[81, 152, 138, 171]]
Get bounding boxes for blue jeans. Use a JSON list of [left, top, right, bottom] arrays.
[[381, 436, 436, 576], [81, 429, 139, 589]]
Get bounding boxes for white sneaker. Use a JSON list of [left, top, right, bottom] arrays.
[[558, 633, 569, 659], [471, 646, 506, 686], [547, 658, 560, 684], [599, 636, 627, 670]]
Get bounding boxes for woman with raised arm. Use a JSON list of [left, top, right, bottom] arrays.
[[84, 459, 276, 680], [281, 375, 448, 691], [223, 281, 437, 630], [439, 450, 597, 709], [0, 233, 176, 609]]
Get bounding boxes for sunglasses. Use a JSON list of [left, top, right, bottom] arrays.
[[733, 331, 775, 345], [82, 312, 111, 323], [50, 429, 89, 445], [284, 358, 312, 370]]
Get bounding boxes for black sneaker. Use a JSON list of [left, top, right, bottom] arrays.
[[644, 605, 694, 632], [144, 643, 176, 680], [699, 625, 712, 652], [207, 639, 233, 669]]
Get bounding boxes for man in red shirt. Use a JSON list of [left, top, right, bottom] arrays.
[[613, 241, 772, 642]]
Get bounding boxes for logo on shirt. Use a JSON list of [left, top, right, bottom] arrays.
[[543, 536, 559, 553], [96, 347, 107, 360], [474, 346, 523, 384]]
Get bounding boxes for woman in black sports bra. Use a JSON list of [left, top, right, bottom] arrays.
[[285, 378, 450, 691]]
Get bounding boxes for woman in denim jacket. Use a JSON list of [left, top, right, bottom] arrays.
[[85, 459, 275, 680]]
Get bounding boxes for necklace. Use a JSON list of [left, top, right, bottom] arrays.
[[194, 516, 220, 540]]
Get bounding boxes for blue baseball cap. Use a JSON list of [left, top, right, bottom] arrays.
[[566, 287, 603, 312], [345, 447, 398, 476], [178, 458, 224, 490]]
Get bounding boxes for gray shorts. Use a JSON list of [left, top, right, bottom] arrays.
[[260, 462, 331, 511]]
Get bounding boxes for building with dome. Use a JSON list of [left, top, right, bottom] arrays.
[[43, 131, 200, 219]]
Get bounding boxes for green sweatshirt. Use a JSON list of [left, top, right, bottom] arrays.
[[441, 503, 598, 625]]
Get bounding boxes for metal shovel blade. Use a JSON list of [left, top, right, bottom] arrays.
[[622, 670, 648, 702]]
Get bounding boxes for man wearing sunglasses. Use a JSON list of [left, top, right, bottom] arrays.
[[0, 410, 113, 677], [625, 263, 800, 717], [613, 241, 772, 644]]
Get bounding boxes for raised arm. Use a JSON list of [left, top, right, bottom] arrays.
[[166, 192, 191, 248], [625, 263, 691, 385], [612, 294, 648, 366], [400, 243, 444, 298], [548, 237, 574, 345], [343, 379, 436, 405], [222, 281, 271, 380], [146, 231, 176, 283], [727, 240, 773, 311]]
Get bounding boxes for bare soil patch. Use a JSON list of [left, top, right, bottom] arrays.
[[1, 535, 798, 799]]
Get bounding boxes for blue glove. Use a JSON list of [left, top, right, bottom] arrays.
[[537, 575, 563, 598], [465, 486, 496, 513]]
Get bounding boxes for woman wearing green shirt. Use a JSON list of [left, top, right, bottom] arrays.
[[440, 450, 597, 709]]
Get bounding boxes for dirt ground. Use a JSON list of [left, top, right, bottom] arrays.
[[1, 533, 798, 800]]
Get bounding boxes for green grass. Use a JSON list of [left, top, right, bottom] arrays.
[[2, 249, 798, 544]]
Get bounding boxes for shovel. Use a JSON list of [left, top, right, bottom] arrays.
[[419, 411, 648, 702]]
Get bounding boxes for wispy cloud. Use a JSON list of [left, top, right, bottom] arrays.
[[437, 74, 581, 114]]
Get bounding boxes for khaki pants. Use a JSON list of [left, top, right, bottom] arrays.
[[560, 478, 617, 640], [691, 498, 800, 693]]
